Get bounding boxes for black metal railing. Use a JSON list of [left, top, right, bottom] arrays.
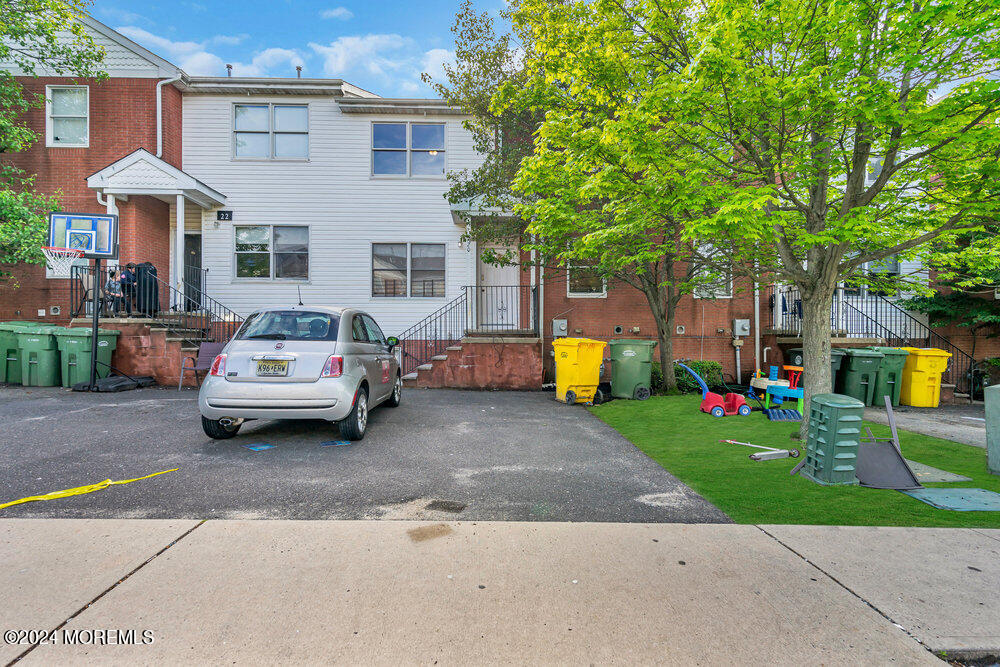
[[70, 264, 243, 344], [183, 264, 208, 312], [762, 284, 975, 395], [842, 300, 975, 395], [397, 285, 540, 375]]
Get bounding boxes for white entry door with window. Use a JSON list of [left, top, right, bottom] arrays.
[[476, 245, 520, 331]]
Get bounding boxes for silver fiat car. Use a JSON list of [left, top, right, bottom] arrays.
[[198, 306, 401, 441]]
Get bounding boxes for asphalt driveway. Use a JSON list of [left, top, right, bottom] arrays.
[[0, 385, 728, 523]]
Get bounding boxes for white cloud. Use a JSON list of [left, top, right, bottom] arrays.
[[97, 6, 151, 26], [320, 7, 354, 20], [309, 34, 414, 78], [116, 26, 305, 77], [421, 48, 454, 83]]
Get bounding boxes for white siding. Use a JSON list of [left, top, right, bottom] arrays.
[[181, 94, 482, 335]]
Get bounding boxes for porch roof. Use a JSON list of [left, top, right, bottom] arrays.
[[86, 149, 227, 209]]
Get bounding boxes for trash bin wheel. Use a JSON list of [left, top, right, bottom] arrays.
[[633, 386, 651, 401], [593, 387, 605, 405], [710, 406, 725, 418], [565, 390, 577, 405]]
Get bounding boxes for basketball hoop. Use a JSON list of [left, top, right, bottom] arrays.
[[42, 246, 84, 278]]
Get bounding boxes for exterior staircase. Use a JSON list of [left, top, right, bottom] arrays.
[[399, 285, 542, 390]]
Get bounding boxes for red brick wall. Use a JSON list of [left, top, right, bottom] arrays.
[[0, 76, 181, 323], [541, 268, 760, 383]]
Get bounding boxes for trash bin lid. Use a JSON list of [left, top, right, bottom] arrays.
[[843, 348, 884, 358], [812, 393, 866, 408], [869, 346, 908, 357], [830, 348, 847, 358], [608, 339, 656, 347], [908, 348, 952, 358], [55, 327, 121, 336]]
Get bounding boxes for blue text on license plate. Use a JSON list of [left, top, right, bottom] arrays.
[[256, 360, 288, 376]]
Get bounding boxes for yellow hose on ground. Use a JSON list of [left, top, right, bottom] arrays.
[[0, 469, 178, 510]]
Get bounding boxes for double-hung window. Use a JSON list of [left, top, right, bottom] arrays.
[[234, 104, 308, 159], [371, 122, 446, 177], [234, 225, 309, 280], [693, 244, 733, 299], [372, 243, 445, 297], [46, 86, 89, 147]]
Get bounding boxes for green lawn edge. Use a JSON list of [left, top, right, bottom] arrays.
[[590, 395, 1000, 528]]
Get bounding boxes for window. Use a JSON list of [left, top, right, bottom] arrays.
[[693, 244, 733, 299], [362, 315, 387, 345], [46, 86, 88, 147], [371, 122, 446, 177], [843, 256, 900, 297], [372, 243, 445, 297], [567, 258, 606, 297], [235, 310, 339, 341], [234, 104, 308, 159], [234, 225, 309, 279]]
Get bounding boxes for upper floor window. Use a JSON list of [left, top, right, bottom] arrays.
[[234, 104, 308, 160], [693, 244, 733, 299], [371, 122, 446, 177], [46, 86, 89, 147], [234, 225, 309, 280]]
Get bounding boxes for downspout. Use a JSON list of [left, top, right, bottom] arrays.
[[753, 278, 761, 372], [156, 75, 182, 158]]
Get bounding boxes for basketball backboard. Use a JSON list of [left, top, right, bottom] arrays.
[[48, 212, 118, 259]]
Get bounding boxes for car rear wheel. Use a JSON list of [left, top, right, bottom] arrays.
[[386, 374, 402, 407], [339, 387, 368, 441], [202, 416, 241, 439]]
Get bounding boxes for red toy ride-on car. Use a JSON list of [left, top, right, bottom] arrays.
[[677, 362, 751, 418]]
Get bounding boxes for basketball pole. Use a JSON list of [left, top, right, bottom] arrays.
[[89, 257, 101, 390]]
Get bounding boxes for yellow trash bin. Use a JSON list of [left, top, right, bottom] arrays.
[[553, 338, 607, 404], [898, 347, 952, 408]]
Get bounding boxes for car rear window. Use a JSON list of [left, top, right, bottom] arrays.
[[235, 310, 340, 341]]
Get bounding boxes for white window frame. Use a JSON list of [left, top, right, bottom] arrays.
[[566, 260, 607, 299], [46, 85, 89, 148], [232, 224, 310, 282], [370, 122, 447, 179], [232, 103, 309, 161], [370, 242, 447, 299]]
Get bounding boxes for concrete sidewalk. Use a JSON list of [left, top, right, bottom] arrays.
[[3, 520, 997, 665]]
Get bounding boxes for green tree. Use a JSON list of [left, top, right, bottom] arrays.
[[0, 0, 105, 279], [664, 0, 1000, 429], [497, 0, 729, 390]]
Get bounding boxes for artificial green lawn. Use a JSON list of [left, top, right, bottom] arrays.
[[591, 394, 1000, 527]]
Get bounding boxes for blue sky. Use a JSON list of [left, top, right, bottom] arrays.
[[92, 0, 503, 96]]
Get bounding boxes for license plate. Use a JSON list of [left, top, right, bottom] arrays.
[[256, 360, 289, 376]]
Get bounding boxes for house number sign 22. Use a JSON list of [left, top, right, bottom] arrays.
[[217, 211, 233, 221]]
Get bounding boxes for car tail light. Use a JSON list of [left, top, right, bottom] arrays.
[[321, 355, 343, 378], [209, 354, 226, 376]]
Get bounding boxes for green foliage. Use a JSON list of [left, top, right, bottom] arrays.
[[0, 0, 105, 280], [592, 395, 1000, 527], [652, 360, 723, 394]]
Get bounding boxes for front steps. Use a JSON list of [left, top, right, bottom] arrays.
[[403, 337, 544, 391]]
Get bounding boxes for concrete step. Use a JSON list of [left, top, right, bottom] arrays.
[[416, 364, 433, 371], [446, 346, 463, 351], [431, 355, 449, 361]]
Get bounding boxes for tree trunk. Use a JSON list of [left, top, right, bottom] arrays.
[[798, 284, 836, 438], [659, 307, 677, 392]]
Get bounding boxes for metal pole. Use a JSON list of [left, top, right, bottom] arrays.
[[90, 257, 102, 390]]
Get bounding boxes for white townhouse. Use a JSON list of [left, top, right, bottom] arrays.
[[174, 78, 487, 336]]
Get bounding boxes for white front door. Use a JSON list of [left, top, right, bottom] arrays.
[[477, 245, 520, 330]]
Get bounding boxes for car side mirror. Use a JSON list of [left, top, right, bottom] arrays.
[[386, 336, 399, 349]]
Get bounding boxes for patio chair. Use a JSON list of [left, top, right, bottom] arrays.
[[179, 342, 225, 391]]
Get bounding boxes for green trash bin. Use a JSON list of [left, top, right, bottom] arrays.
[[836, 348, 884, 405], [608, 339, 657, 400], [0, 322, 37, 384], [54, 328, 121, 388], [830, 348, 846, 391], [14, 325, 63, 387], [800, 393, 865, 486], [868, 347, 909, 407], [789, 347, 846, 391]]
